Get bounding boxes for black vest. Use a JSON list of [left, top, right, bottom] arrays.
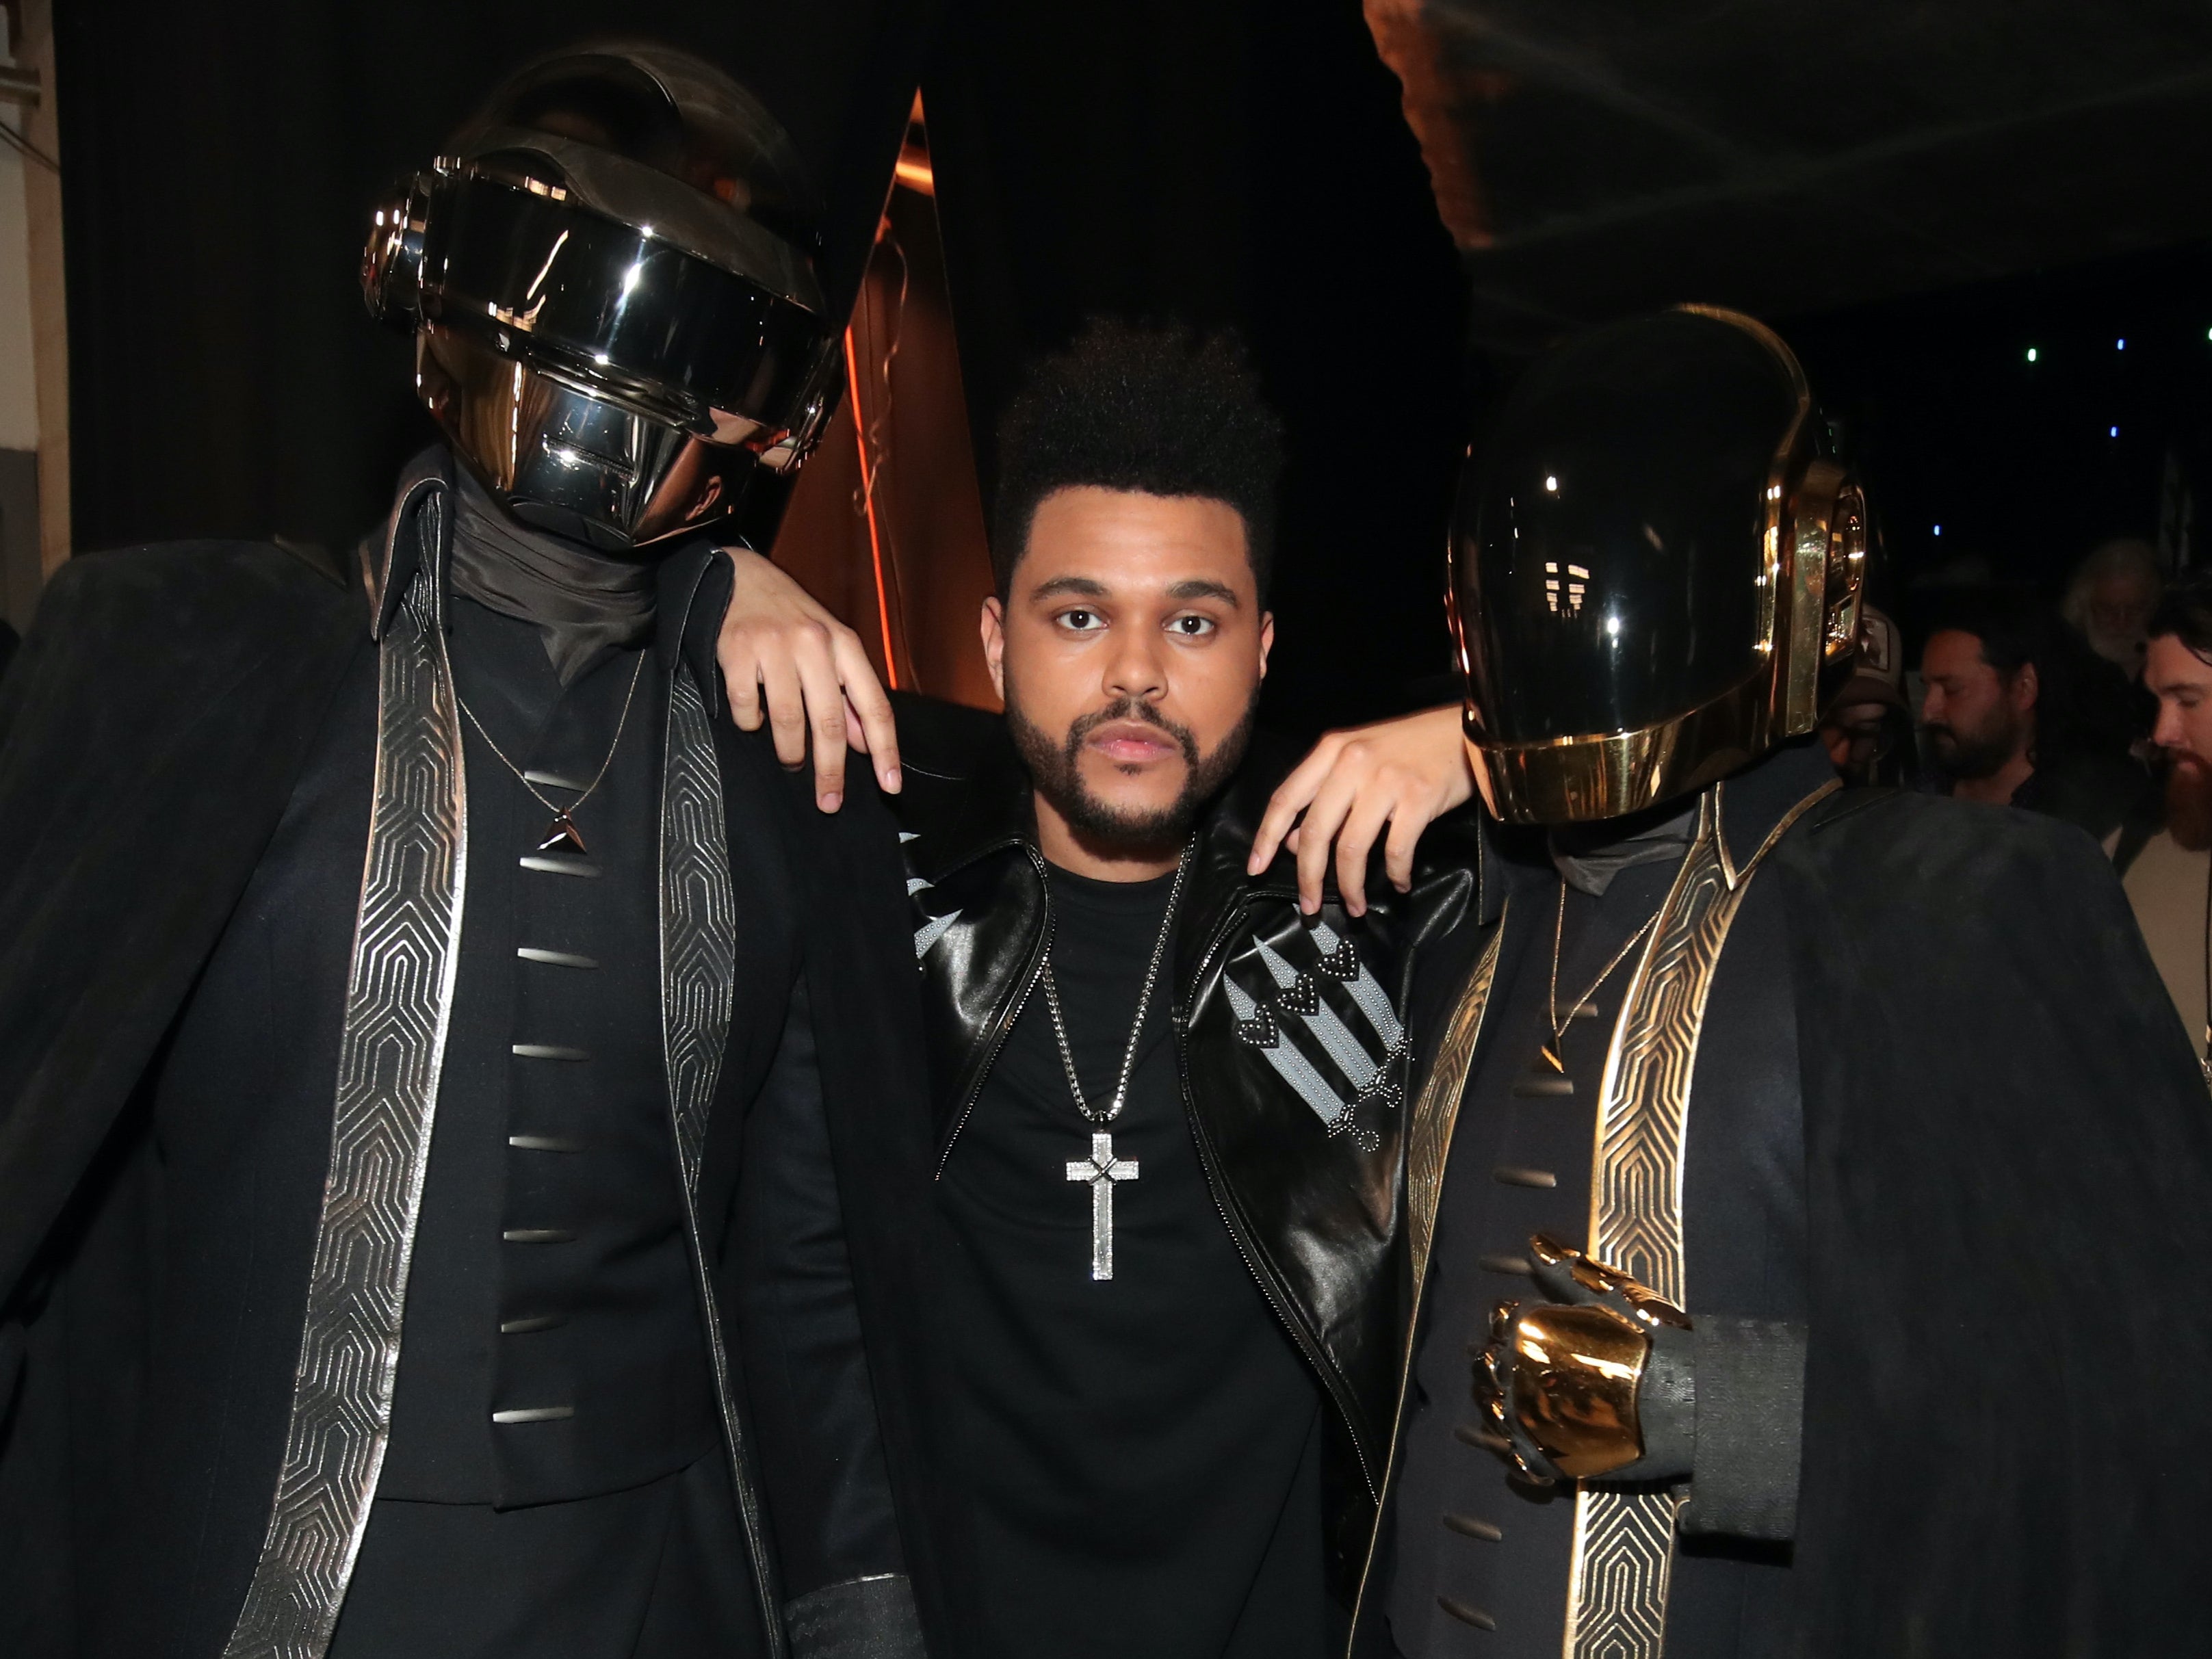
[[379, 597, 716, 1505]]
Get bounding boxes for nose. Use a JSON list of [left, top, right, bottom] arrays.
[[2152, 699, 2187, 751], [1919, 683, 1942, 726], [1101, 620, 1168, 705]]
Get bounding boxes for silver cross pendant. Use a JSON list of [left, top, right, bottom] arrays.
[[1065, 1131, 1139, 1281]]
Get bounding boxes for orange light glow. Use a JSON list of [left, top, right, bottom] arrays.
[[845, 323, 899, 689]]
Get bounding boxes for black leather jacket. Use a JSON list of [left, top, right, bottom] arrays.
[[889, 696, 1481, 1588]]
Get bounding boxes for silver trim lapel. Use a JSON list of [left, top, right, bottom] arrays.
[[223, 547, 467, 1658]]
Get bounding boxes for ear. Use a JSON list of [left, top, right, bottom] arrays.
[[981, 596, 1007, 703], [2012, 660, 2040, 716], [1257, 612, 1275, 679]]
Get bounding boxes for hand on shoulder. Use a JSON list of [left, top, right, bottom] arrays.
[[1247, 703, 1477, 915], [714, 547, 902, 811]]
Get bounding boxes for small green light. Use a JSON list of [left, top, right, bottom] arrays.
[[2026, 347, 2039, 363]]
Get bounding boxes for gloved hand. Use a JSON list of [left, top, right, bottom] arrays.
[[1473, 1233, 1695, 1486]]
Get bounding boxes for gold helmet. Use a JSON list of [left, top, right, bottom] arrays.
[[1449, 306, 1867, 824]]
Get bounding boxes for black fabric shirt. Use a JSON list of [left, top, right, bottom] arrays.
[[939, 863, 1328, 1659]]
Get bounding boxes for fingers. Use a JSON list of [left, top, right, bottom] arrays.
[[833, 627, 902, 794], [792, 626, 849, 809], [1293, 767, 1362, 915], [1249, 737, 1340, 874], [725, 645, 766, 731], [758, 649, 809, 772], [1383, 804, 1424, 896], [1332, 785, 1399, 918]]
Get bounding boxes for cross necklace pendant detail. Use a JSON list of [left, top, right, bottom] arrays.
[[1040, 844, 1192, 1281], [1065, 1133, 1140, 1281]]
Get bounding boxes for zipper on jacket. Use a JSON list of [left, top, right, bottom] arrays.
[[1176, 888, 1382, 1504], [934, 843, 1054, 1177]]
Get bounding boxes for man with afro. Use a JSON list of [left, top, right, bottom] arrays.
[[716, 319, 1476, 1656]]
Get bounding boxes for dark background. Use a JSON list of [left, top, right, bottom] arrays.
[[53, 0, 932, 562], [50, 1, 2212, 734]]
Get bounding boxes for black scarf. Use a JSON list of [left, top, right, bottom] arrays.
[[447, 466, 658, 685]]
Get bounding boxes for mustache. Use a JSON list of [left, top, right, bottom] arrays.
[[1067, 696, 1199, 766]]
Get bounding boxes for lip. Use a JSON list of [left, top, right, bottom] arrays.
[[1084, 719, 1182, 766]]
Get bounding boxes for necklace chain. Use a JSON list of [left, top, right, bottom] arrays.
[[456, 652, 648, 830], [1541, 880, 1659, 1071], [1040, 845, 1193, 1125]]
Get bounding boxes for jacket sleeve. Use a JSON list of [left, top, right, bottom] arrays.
[[729, 974, 924, 1658]]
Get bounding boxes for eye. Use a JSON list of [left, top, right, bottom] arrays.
[[1168, 614, 1217, 638], [1056, 608, 1104, 633]]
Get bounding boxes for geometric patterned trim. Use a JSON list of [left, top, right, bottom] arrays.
[[1563, 777, 1838, 1659], [222, 569, 467, 1659]]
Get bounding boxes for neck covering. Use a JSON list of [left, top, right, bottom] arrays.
[[1548, 798, 1700, 898], [447, 465, 658, 685]]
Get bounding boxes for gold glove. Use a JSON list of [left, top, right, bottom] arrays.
[[1474, 1233, 1693, 1484]]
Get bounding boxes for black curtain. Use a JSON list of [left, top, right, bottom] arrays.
[[924, 1, 1472, 731], [57, 1, 1470, 729], [55, 1, 931, 560]]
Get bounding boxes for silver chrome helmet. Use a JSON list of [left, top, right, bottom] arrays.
[[363, 45, 842, 549]]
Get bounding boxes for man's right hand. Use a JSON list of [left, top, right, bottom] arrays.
[[715, 548, 902, 812]]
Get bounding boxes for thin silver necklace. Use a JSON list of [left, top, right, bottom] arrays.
[[1046, 843, 1192, 1281], [456, 652, 647, 855]]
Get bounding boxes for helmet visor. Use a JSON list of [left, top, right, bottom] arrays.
[[1454, 312, 1803, 746]]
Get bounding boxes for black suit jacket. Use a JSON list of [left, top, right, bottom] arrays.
[[0, 534, 972, 1658], [1364, 754, 2212, 1656]]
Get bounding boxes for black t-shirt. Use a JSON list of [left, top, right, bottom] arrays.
[[938, 863, 1329, 1659]]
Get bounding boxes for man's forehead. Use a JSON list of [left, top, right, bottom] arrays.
[[1922, 631, 1988, 671], [2147, 635, 2212, 690]]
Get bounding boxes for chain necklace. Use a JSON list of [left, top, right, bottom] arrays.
[[456, 652, 647, 855], [1538, 880, 1659, 1075], [1046, 842, 1193, 1281]]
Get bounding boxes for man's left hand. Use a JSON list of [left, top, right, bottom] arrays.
[[1247, 703, 1474, 916]]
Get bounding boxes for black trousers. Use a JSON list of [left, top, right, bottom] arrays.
[[328, 1453, 763, 1659]]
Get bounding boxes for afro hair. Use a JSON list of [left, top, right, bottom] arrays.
[[990, 317, 1285, 602]]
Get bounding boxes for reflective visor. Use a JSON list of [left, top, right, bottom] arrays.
[[1454, 312, 1802, 746], [421, 169, 831, 443]]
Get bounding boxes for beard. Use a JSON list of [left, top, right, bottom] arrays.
[[1925, 718, 2019, 783], [2168, 756, 2212, 853], [1008, 691, 1258, 852]]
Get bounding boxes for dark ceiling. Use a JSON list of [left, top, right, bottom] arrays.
[[1375, 1, 2212, 347]]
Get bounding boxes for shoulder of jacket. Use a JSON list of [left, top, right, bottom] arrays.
[[1781, 784, 2112, 897], [42, 538, 360, 636]]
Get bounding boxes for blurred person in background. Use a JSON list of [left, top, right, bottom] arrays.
[[1919, 592, 2153, 854], [1818, 604, 1914, 786], [2062, 536, 2163, 681], [2129, 569, 2212, 1066]]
